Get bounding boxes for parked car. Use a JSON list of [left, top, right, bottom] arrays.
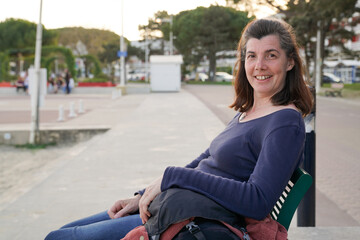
[[187, 73, 208, 82], [323, 72, 342, 84], [127, 71, 146, 81], [214, 72, 233, 82]]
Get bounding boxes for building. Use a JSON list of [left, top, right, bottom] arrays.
[[324, 60, 360, 83]]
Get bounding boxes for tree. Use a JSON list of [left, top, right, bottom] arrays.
[[0, 18, 57, 52], [176, 6, 251, 80], [139, 11, 171, 55], [0, 18, 57, 77], [142, 6, 251, 80], [226, 0, 360, 82]]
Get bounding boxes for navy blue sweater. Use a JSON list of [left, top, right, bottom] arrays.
[[160, 109, 305, 220]]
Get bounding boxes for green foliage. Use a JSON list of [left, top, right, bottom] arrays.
[[81, 54, 102, 77], [172, 6, 251, 80], [140, 6, 251, 78], [0, 18, 58, 80], [0, 52, 10, 81], [227, 0, 359, 74], [344, 83, 360, 91], [15, 142, 56, 149], [98, 42, 119, 64], [0, 18, 57, 52], [54, 27, 120, 57], [42, 46, 76, 79], [216, 66, 233, 74]]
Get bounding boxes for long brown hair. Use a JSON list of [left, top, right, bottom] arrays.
[[229, 18, 313, 116]]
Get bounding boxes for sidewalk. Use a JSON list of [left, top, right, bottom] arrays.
[[0, 89, 225, 239], [0, 88, 359, 239]]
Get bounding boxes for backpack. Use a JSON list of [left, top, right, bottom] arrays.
[[122, 189, 287, 240]]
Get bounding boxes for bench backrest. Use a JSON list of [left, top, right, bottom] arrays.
[[270, 167, 313, 230]]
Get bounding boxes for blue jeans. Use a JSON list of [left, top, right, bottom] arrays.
[[45, 211, 142, 240]]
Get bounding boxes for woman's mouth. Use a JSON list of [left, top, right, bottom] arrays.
[[255, 75, 271, 80]]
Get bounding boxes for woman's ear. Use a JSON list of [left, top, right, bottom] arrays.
[[287, 58, 295, 71]]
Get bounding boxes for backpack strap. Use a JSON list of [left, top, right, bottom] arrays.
[[185, 221, 207, 240], [159, 218, 193, 240], [221, 221, 251, 240]]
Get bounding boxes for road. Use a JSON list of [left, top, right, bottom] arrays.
[[183, 84, 360, 226]]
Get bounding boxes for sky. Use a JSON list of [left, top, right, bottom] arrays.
[[0, 0, 276, 41]]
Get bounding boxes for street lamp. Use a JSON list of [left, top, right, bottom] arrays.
[[119, 0, 126, 87], [29, 0, 43, 144], [156, 15, 173, 55]]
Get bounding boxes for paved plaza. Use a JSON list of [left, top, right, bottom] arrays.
[[0, 85, 359, 239]]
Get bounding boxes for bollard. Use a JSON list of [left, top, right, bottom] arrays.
[[112, 90, 117, 99], [68, 102, 77, 118], [112, 89, 122, 99], [78, 99, 85, 114], [57, 105, 65, 121]]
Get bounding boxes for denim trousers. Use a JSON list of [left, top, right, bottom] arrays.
[[45, 211, 142, 240]]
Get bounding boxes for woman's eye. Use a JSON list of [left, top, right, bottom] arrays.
[[246, 54, 255, 59], [267, 53, 277, 59]]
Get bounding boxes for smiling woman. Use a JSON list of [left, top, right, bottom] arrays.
[[45, 18, 314, 240], [230, 18, 313, 121], [245, 35, 294, 99]]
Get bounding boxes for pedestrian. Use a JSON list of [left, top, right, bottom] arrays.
[[24, 70, 29, 93], [47, 75, 55, 94], [68, 74, 74, 93], [45, 18, 313, 240], [54, 75, 63, 94], [64, 68, 70, 94]]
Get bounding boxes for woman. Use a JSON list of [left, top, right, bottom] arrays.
[[45, 18, 313, 240]]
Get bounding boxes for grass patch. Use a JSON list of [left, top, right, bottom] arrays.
[[128, 80, 150, 84], [322, 83, 360, 91], [15, 142, 57, 149], [344, 83, 360, 91]]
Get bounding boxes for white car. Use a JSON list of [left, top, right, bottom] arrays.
[[188, 73, 208, 82], [323, 72, 342, 84], [214, 72, 233, 82]]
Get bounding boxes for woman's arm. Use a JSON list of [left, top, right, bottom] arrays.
[[161, 125, 305, 220], [185, 148, 210, 168]]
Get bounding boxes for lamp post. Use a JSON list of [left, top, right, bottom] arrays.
[[29, 0, 43, 144], [144, 28, 149, 82], [119, 0, 126, 87]]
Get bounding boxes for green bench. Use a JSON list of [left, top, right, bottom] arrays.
[[271, 167, 313, 230]]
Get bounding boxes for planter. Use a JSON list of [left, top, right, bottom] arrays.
[[0, 82, 14, 87], [78, 82, 115, 87]]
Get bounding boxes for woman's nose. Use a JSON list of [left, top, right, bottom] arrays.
[[255, 58, 266, 70]]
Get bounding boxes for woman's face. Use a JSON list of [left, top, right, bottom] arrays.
[[244, 34, 294, 99]]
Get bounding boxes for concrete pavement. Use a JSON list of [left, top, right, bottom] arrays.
[[0, 85, 359, 239]]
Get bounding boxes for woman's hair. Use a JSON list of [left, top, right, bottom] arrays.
[[230, 18, 313, 116]]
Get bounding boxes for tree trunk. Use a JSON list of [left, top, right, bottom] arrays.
[[208, 51, 216, 81]]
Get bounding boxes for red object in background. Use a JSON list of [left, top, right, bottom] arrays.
[[0, 82, 14, 87], [77, 82, 115, 87]]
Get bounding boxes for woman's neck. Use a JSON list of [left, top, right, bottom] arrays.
[[249, 97, 273, 114]]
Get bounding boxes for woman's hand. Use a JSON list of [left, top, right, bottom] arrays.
[[108, 194, 141, 219], [139, 176, 162, 224]]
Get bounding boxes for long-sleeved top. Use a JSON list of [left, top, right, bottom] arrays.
[[160, 109, 305, 220]]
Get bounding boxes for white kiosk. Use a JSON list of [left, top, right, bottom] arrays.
[[150, 55, 183, 92]]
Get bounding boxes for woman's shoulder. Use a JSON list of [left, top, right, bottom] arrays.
[[266, 107, 304, 129]]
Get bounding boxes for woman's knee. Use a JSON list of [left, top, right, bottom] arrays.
[[44, 228, 73, 240]]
